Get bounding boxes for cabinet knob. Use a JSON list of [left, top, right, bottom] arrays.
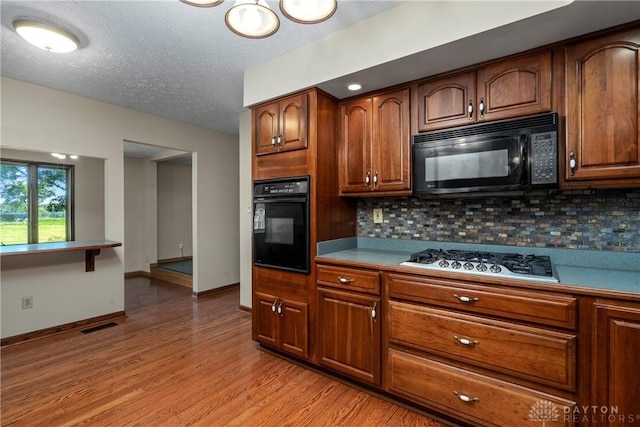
[[569, 152, 577, 176], [277, 300, 283, 316], [453, 391, 479, 403], [478, 97, 485, 119], [271, 136, 277, 150], [271, 299, 278, 313], [453, 294, 479, 303], [371, 302, 377, 319], [454, 335, 479, 346], [277, 135, 283, 148], [338, 276, 354, 284], [365, 171, 371, 188], [468, 100, 474, 120], [373, 172, 378, 187]]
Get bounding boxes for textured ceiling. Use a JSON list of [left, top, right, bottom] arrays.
[[0, 0, 400, 139]]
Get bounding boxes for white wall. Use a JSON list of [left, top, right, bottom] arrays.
[[124, 157, 145, 272], [238, 109, 252, 309], [157, 161, 192, 260], [1, 77, 239, 339]]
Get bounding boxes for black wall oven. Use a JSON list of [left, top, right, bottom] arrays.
[[253, 176, 310, 274]]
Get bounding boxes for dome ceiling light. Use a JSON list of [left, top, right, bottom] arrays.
[[280, 0, 337, 24], [225, 0, 280, 39], [13, 20, 79, 53], [179, 0, 224, 7], [180, 0, 337, 38]]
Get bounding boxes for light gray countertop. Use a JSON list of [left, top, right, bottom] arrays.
[[317, 237, 640, 295]]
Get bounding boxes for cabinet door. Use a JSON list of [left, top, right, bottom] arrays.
[[339, 98, 373, 194], [317, 288, 381, 385], [565, 28, 640, 182], [280, 298, 308, 359], [592, 301, 640, 424], [279, 93, 308, 153], [372, 88, 411, 192], [476, 50, 552, 122], [417, 71, 475, 132], [254, 292, 280, 347], [254, 102, 280, 155]]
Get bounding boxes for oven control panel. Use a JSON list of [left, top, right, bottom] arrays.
[[254, 178, 309, 196]]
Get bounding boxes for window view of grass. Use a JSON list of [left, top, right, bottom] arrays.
[[1, 161, 70, 245], [0, 218, 67, 245]]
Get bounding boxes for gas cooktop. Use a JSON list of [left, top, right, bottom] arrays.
[[400, 249, 559, 283]]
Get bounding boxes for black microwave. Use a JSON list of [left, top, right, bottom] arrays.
[[412, 113, 559, 195]]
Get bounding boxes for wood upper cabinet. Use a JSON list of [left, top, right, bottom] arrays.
[[564, 27, 640, 185], [317, 287, 381, 385], [592, 300, 640, 424], [254, 93, 308, 155], [339, 87, 411, 195], [254, 291, 308, 359], [418, 51, 552, 132]]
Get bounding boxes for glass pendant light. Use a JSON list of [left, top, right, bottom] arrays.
[[279, 0, 337, 24], [13, 20, 79, 53], [225, 0, 280, 39]]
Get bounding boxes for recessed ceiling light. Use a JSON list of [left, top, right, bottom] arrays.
[[347, 83, 362, 91], [179, 0, 224, 6], [69, 155, 79, 160], [13, 20, 78, 53], [51, 153, 67, 159]]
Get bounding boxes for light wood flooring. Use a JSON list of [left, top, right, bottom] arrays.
[[1, 277, 453, 426]]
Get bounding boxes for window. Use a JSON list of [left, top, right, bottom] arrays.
[[0, 159, 74, 245]]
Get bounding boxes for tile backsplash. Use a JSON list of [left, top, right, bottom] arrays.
[[357, 189, 640, 252]]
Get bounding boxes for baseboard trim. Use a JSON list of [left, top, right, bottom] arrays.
[[1, 311, 126, 347], [239, 304, 252, 314], [192, 282, 240, 299], [157, 256, 193, 264], [125, 271, 150, 278]]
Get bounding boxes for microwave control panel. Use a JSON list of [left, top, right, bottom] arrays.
[[530, 131, 558, 185]]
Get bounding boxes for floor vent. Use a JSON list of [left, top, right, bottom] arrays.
[[81, 322, 118, 334]]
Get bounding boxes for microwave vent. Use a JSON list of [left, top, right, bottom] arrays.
[[413, 112, 558, 144]]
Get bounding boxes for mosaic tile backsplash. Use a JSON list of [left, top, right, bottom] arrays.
[[357, 189, 640, 252]]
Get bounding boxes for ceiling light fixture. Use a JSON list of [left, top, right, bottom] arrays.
[[280, 0, 337, 24], [180, 0, 337, 38], [225, 0, 280, 39], [179, 0, 224, 7], [13, 20, 78, 53], [347, 83, 362, 91]]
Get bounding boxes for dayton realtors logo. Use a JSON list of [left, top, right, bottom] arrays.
[[529, 400, 640, 425]]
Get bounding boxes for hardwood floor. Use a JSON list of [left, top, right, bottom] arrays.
[[1, 277, 452, 426]]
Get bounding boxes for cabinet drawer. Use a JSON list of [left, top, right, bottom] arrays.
[[386, 273, 577, 329], [317, 264, 380, 294], [388, 349, 575, 427], [388, 301, 576, 390]]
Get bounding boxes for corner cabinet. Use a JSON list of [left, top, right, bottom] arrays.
[[339, 87, 411, 196], [563, 26, 640, 188], [418, 50, 552, 132], [254, 92, 307, 155]]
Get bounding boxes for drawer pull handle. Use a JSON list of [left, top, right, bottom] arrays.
[[338, 276, 354, 284], [453, 391, 479, 403], [454, 336, 479, 346], [453, 294, 479, 303]]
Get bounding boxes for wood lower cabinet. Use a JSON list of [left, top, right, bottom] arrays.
[[254, 291, 308, 359], [563, 26, 640, 187], [316, 287, 381, 385], [339, 87, 411, 196], [388, 350, 575, 427], [591, 300, 640, 425], [418, 50, 552, 132]]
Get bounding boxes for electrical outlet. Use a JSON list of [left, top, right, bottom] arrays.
[[179, 243, 184, 249], [373, 208, 383, 224], [22, 296, 33, 310]]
